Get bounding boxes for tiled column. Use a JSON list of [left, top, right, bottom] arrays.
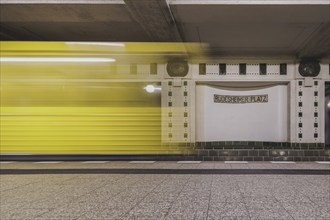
[[161, 64, 195, 156]]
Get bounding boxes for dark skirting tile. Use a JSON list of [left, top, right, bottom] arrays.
[[272, 157, 285, 161], [205, 142, 212, 148], [243, 156, 254, 161], [211, 141, 219, 147], [219, 150, 230, 156], [317, 143, 325, 148], [248, 150, 258, 157], [203, 145, 214, 149], [263, 156, 273, 161], [193, 156, 204, 161], [297, 150, 304, 157], [223, 145, 234, 149], [258, 150, 269, 157], [269, 142, 279, 147], [319, 151, 328, 156], [313, 151, 320, 157], [292, 143, 301, 149], [288, 150, 299, 157], [314, 157, 325, 161], [308, 143, 317, 149], [209, 150, 219, 156], [183, 156, 195, 161], [307, 157, 318, 161], [233, 145, 250, 149], [301, 157, 310, 161], [271, 150, 288, 157], [216, 156, 226, 161], [238, 150, 248, 157], [203, 156, 214, 161], [253, 157, 263, 161], [263, 142, 270, 147], [224, 156, 240, 161], [286, 157, 294, 161], [300, 143, 309, 149], [293, 157, 302, 161], [304, 150, 314, 157], [228, 150, 239, 156], [213, 145, 224, 149], [197, 150, 209, 156]]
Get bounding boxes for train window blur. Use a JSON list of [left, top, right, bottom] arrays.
[[1, 81, 161, 107], [0, 41, 205, 155]]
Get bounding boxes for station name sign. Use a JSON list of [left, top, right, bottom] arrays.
[[214, 94, 268, 104]]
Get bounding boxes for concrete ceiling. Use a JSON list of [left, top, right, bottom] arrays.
[[0, 0, 329, 59]]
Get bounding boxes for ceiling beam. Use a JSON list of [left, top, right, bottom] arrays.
[[297, 23, 330, 60], [168, 0, 330, 5], [0, 24, 44, 40], [0, 0, 125, 4], [123, 0, 182, 42], [0, 25, 18, 40]]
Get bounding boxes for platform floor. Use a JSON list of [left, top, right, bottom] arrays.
[[1, 161, 329, 220]]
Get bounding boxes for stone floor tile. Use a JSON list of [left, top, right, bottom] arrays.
[[229, 164, 249, 169], [165, 193, 210, 218], [247, 163, 273, 169], [142, 192, 179, 203], [196, 162, 215, 169], [272, 189, 312, 203], [308, 196, 330, 208], [244, 197, 293, 220], [177, 164, 200, 169], [0, 208, 51, 220], [211, 192, 243, 203], [34, 193, 110, 219], [207, 202, 249, 219], [35, 206, 86, 220], [82, 202, 135, 219], [283, 202, 327, 219], [121, 202, 171, 220], [239, 188, 273, 197], [274, 194, 313, 204], [243, 196, 278, 205], [1, 162, 330, 220], [213, 163, 232, 169], [248, 209, 294, 220], [165, 210, 196, 220], [318, 206, 330, 218], [215, 217, 250, 220], [150, 161, 182, 169]]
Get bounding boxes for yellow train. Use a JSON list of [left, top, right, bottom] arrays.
[[0, 42, 202, 155]]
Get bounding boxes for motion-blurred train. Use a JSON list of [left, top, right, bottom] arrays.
[[0, 41, 204, 157]]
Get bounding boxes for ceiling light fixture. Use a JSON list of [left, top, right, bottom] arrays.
[[0, 57, 115, 63], [144, 85, 161, 93], [66, 42, 125, 47]]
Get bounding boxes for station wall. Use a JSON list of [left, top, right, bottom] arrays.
[[195, 84, 288, 142]]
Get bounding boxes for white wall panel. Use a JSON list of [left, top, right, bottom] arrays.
[[196, 84, 288, 142]]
